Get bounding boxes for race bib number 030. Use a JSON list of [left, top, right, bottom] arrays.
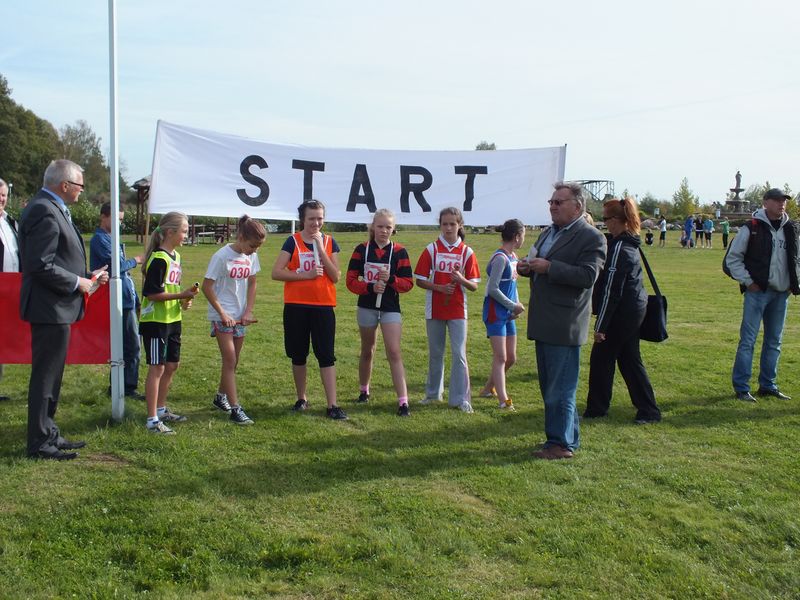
[[227, 258, 251, 280]]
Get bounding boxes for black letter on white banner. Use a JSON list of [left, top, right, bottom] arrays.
[[399, 166, 433, 213], [454, 166, 488, 211], [346, 164, 377, 212], [292, 159, 325, 200], [236, 155, 269, 206]]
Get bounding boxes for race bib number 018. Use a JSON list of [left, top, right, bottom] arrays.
[[436, 252, 462, 274]]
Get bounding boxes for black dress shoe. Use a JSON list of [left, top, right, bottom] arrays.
[[31, 449, 78, 461], [57, 439, 87, 450], [757, 388, 791, 400], [735, 391, 757, 403]]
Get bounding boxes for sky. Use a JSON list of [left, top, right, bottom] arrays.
[[2, 0, 799, 203]]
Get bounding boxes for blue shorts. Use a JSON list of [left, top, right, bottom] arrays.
[[485, 318, 516, 338]]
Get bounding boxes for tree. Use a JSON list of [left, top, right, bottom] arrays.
[[57, 119, 129, 198], [671, 177, 699, 216], [475, 141, 496, 151], [0, 73, 59, 202], [638, 192, 661, 218], [783, 183, 799, 220]]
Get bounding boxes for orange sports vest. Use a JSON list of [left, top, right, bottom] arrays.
[[283, 232, 337, 307]]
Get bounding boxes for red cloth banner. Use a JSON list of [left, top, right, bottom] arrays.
[[0, 273, 110, 364]]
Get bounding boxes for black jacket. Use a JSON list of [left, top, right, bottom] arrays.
[[592, 232, 647, 334]]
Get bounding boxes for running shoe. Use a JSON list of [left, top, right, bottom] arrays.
[[213, 393, 232, 413], [147, 421, 175, 435], [397, 404, 410, 417], [356, 391, 370, 403], [292, 399, 308, 411], [160, 407, 187, 422], [326, 405, 348, 420], [230, 406, 254, 425]]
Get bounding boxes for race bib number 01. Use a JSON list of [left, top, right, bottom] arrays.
[[297, 251, 316, 273], [364, 261, 387, 283], [166, 261, 182, 285], [436, 252, 462, 274]]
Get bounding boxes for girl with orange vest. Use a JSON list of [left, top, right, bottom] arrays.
[[413, 207, 481, 412], [271, 200, 347, 420]]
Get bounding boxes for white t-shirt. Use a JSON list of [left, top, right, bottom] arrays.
[[204, 244, 261, 321]]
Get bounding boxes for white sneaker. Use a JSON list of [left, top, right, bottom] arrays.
[[147, 421, 175, 435], [457, 401, 474, 413], [419, 397, 441, 405]]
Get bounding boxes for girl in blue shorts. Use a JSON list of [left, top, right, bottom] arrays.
[[479, 219, 526, 410]]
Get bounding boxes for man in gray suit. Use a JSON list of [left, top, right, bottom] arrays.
[[517, 182, 606, 459], [0, 178, 19, 401], [19, 160, 108, 460]]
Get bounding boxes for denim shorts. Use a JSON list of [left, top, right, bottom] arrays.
[[357, 307, 402, 327]]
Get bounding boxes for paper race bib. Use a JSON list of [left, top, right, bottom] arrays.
[[226, 258, 252, 280], [364, 261, 388, 283], [166, 260, 182, 285], [435, 252, 463, 274], [297, 251, 316, 273]]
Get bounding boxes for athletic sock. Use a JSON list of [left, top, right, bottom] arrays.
[[398, 396, 408, 406], [361, 385, 369, 394], [157, 406, 166, 417], [146, 416, 159, 427]]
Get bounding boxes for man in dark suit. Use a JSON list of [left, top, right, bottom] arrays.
[[19, 160, 108, 460], [0, 178, 19, 401], [517, 182, 606, 459]]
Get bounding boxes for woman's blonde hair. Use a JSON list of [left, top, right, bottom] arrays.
[[368, 208, 395, 241], [142, 212, 188, 275]]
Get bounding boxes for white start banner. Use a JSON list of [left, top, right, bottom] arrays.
[[149, 121, 566, 226]]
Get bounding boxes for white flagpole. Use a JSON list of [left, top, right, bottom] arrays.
[[108, 0, 125, 421]]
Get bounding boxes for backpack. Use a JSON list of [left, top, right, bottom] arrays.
[[722, 219, 758, 279]]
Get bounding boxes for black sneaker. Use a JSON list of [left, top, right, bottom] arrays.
[[326, 405, 348, 420], [356, 391, 370, 403], [230, 406, 254, 425], [213, 393, 232, 413], [292, 399, 308, 412], [397, 404, 410, 417]]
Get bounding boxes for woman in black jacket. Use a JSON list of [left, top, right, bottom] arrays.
[[584, 198, 661, 423]]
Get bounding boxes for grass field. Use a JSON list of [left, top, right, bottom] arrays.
[[0, 229, 798, 599]]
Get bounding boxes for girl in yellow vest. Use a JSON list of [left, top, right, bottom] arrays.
[[139, 212, 199, 434], [271, 200, 347, 420]]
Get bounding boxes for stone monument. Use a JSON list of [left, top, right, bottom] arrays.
[[724, 170, 749, 215]]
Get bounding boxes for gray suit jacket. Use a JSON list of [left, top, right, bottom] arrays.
[[19, 190, 88, 324], [524, 217, 606, 345]]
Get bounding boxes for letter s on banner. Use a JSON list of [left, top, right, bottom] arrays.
[[236, 155, 270, 206]]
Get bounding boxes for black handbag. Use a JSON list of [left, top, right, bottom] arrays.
[[638, 248, 668, 342]]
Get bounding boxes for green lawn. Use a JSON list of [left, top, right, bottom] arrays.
[[0, 230, 798, 599]]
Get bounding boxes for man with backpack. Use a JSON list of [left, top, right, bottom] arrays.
[[725, 188, 800, 402]]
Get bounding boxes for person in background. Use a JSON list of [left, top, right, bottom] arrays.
[[517, 182, 606, 459], [89, 202, 144, 400], [726, 188, 800, 402], [694, 214, 704, 248], [644, 228, 654, 246], [584, 199, 661, 424], [19, 160, 109, 459], [0, 178, 19, 402], [719, 216, 731, 249], [683, 215, 695, 249], [703, 215, 714, 249], [658, 215, 667, 248]]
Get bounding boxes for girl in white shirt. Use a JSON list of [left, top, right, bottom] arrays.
[[201, 215, 266, 425]]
